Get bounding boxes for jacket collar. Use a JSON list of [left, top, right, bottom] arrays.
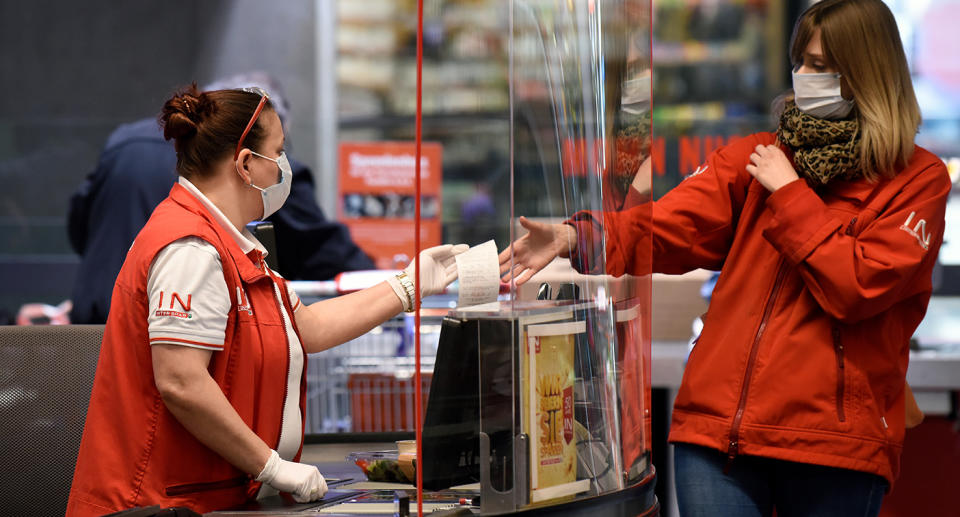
[[168, 179, 269, 283]]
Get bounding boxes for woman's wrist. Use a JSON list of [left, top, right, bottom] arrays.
[[558, 223, 578, 258], [385, 274, 414, 312], [256, 449, 279, 480]]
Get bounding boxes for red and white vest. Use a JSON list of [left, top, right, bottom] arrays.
[[67, 183, 307, 516]]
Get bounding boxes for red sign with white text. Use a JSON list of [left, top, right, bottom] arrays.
[[338, 142, 442, 269]]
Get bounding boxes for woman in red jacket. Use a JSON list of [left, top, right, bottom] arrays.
[[500, 1, 950, 515], [67, 85, 465, 516]]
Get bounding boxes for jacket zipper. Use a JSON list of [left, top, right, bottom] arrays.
[[832, 326, 846, 422], [845, 217, 858, 236], [834, 217, 855, 421], [725, 259, 788, 472]]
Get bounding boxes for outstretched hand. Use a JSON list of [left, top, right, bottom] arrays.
[[387, 243, 469, 312], [498, 217, 577, 286], [408, 243, 470, 298]]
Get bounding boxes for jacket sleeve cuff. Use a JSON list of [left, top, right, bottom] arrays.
[[565, 212, 605, 275], [762, 179, 843, 265]]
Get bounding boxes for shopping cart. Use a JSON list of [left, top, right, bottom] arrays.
[[304, 313, 445, 434]]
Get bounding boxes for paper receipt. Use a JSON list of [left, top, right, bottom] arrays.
[[455, 240, 500, 307]]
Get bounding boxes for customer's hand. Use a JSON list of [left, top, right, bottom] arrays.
[[746, 144, 799, 192], [499, 217, 578, 286], [256, 450, 328, 502]]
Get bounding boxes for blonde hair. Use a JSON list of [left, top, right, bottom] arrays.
[[790, 0, 921, 180]]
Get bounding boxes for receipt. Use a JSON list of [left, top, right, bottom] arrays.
[[455, 240, 500, 307]]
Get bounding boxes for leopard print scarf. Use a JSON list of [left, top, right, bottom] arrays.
[[776, 100, 861, 186]]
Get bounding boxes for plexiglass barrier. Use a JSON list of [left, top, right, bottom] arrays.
[[418, 0, 652, 512]]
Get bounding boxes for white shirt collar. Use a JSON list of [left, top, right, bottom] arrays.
[[178, 176, 268, 257]]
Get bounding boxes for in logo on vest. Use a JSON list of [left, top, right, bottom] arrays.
[[155, 291, 193, 319]]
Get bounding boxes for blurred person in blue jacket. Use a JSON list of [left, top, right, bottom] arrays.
[[67, 72, 373, 324]]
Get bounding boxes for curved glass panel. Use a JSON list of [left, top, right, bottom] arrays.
[[328, 0, 652, 512], [504, 0, 654, 506], [419, 0, 653, 512]]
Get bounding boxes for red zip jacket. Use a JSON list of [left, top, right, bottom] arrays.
[[67, 184, 307, 516], [569, 132, 951, 486]]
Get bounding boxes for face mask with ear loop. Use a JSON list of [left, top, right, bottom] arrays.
[[238, 150, 292, 219], [792, 68, 855, 120], [233, 87, 293, 219]]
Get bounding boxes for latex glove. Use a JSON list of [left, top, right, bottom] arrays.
[[256, 449, 328, 502], [387, 244, 469, 311]]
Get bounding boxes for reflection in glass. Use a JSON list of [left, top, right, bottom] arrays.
[[412, 0, 653, 512], [437, 0, 658, 511]]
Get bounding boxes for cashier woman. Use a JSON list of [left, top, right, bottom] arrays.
[[66, 85, 467, 516]]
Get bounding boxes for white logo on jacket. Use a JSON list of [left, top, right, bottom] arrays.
[[685, 164, 709, 181], [899, 211, 931, 250]]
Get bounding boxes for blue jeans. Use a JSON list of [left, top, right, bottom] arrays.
[[674, 443, 887, 517]]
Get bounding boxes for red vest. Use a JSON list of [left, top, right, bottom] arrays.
[[67, 184, 307, 516]]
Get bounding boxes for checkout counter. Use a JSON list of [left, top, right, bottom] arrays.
[[212, 296, 661, 517], [210, 441, 657, 517]]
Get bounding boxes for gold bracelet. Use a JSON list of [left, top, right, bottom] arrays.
[[395, 271, 416, 312]]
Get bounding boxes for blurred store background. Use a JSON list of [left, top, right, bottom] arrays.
[[3, 0, 959, 314], [0, 1, 958, 515]]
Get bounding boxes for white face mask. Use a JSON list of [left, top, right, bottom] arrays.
[[792, 69, 855, 120], [238, 150, 292, 219], [621, 71, 652, 115]]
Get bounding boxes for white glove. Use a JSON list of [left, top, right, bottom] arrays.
[[256, 449, 328, 503], [387, 243, 469, 311]]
